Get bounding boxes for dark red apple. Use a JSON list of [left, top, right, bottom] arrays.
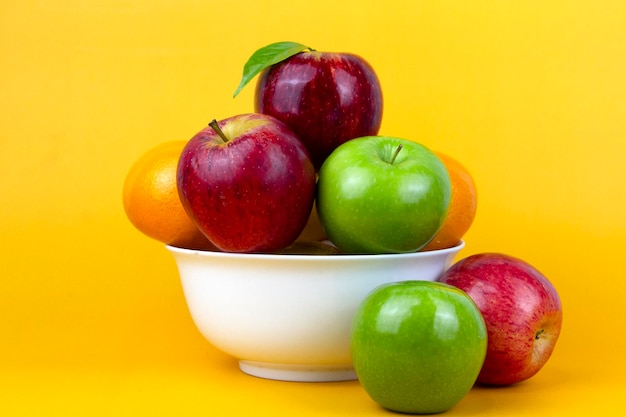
[[177, 113, 316, 253], [255, 50, 383, 169], [438, 253, 562, 385]]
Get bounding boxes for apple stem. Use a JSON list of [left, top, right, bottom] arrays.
[[389, 144, 404, 165], [535, 329, 544, 339], [208, 119, 229, 143]]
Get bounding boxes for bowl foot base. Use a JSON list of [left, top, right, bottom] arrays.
[[239, 360, 357, 382]]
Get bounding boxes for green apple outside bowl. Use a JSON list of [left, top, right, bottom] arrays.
[[351, 280, 487, 413]]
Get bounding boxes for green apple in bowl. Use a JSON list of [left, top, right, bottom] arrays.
[[350, 281, 487, 414], [317, 136, 451, 254]]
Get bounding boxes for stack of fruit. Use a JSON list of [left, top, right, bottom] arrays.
[[123, 42, 562, 414]]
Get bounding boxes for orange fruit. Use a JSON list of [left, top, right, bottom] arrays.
[[422, 152, 477, 251], [123, 141, 216, 250]]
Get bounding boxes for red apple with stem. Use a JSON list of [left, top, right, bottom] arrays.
[[234, 42, 383, 170], [177, 113, 316, 253], [438, 253, 562, 385]]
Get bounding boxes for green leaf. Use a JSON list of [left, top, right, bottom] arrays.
[[233, 41, 312, 98]]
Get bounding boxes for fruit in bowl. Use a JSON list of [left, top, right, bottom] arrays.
[[177, 113, 316, 253], [122, 141, 217, 250], [234, 41, 383, 170], [317, 136, 452, 254], [166, 241, 465, 382], [421, 151, 478, 251]]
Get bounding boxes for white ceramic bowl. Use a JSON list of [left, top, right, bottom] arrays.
[[166, 241, 464, 382]]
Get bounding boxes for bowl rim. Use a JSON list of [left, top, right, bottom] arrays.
[[165, 240, 464, 262]]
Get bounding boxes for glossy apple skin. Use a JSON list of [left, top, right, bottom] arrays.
[[351, 281, 487, 414], [255, 51, 383, 170], [438, 253, 563, 385], [316, 136, 451, 254], [177, 113, 316, 253]]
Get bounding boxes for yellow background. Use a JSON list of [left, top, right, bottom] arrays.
[[2, 0, 625, 415]]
